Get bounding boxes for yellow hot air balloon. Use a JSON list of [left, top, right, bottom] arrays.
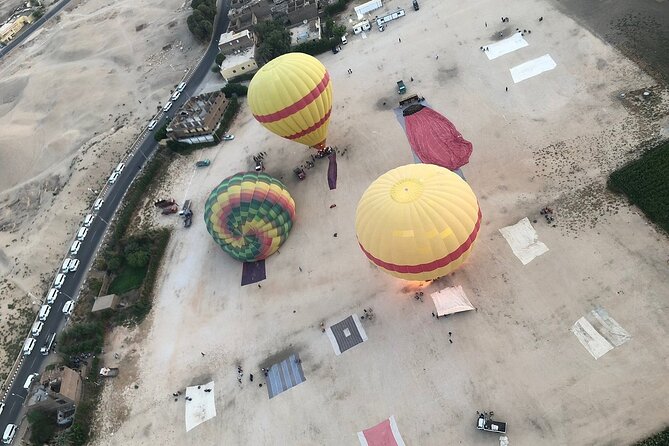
[[248, 52, 333, 150], [355, 164, 481, 281]]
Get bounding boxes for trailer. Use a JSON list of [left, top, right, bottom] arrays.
[[476, 413, 507, 434], [375, 8, 406, 28], [100, 367, 119, 377]]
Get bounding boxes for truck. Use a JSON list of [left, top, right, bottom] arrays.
[[397, 80, 406, 94], [476, 413, 507, 434], [99, 367, 119, 377]]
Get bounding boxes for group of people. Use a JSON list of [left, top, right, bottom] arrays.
[[361, 307, 375, 321], [540, 206, 555, 223]]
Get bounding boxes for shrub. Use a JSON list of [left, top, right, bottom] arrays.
[[255, 20, 291, 64], [292, 38, 338, 56], [215, 53, 226, 65], [154, 122, 168, 141], [57, 322, 104, 356], [27, 410, 56, 445], [608, 141, 669, 234], [221, 82, 248, 98], [633, 427, 669, 445]]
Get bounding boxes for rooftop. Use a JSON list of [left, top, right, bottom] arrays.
[[167, 91, 226, 132]]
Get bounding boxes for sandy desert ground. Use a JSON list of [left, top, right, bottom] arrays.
[[0, 0, 204, 377], [89, 0, 669, 445]]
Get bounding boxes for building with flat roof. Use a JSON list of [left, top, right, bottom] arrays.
[[91, 294, 120, 313], [271, 0, 318, 26], [28, 366, 82, 412], [220, 47, 258, 81], [218, 29, 254, 55], [0, 14, 33, 45], [166, 92, 229, 144], [289, 17, 321, 46]]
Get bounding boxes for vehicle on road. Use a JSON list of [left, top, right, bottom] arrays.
[[62, 300, 74, 315], [2, 424, 17, 445], [171, 91, 181, 101], [54, 273, 66, 290], [177, 81, 186, 92], [108, 172, 119, 184], [68, 259, 80, 272], [46, 288, 58, 304], [147, 119, 158, 131], [114, 162, 125, 173], [397, 80, 406, 94], [61, 258, 74, 272], [38, 304, 51, 321], [77, 227, 88, 241], [70, 240, 81, 254], [22, 337, 36, 356], [222, 134, 234, 141], [31, 321, 44, 337], [41, 332, 56, 355], [23, 373, 39, 390], [196, 159, 211, 167], [83, 214, 94, 227], [93, 198, 104, 211], [162, 102, 173, 112], [0, 403, 3, 416]]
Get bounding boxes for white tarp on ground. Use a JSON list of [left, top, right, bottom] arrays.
[[510, 54, 557, 83], [571, 307, 631, 359], [499, 217, 549, 265], [430, 286, 475, 316], [185, 381, 216, 432], [485, 32, 529, 60]]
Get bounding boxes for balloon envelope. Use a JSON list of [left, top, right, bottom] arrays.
[[355, 164, 481, 281], [204, 172, 296, 262], [248, 52, 332, 150]]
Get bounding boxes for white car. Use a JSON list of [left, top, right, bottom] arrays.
[[162, 102, 173, 112], [68, 259, 80, 272], [23, 373, 39, 390], [70, 240, 81, 255], [147, 119, 158, 131], [3, 424, 17, 445], [341, 35, 348, 44], [177, 81, 186, 92], [83, 214, 94, 227], [115, 162, 125, 173], [22, 338, 36, 356], [108, 172, 119, 184], [46, 288, 58, 304], [54, 273, 66, 290], [222, 134, 234, 141], [38, 304, 51, 322], [171, 91, 181, 101], [93, 198, 104, 211], [61, 258, 73, 272], [62, 300, 74, 315], [31, 321, 44, 337], [77, 227, 88, 241], [0, 402, 4, 416]]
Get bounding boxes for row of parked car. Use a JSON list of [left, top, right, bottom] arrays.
[[147, 81, 187, 131]]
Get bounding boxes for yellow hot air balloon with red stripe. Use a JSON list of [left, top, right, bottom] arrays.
[[355, 164, 481, 281], [248, 53, 333, 150]]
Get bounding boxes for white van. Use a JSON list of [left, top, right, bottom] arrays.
[[41, 333, 56, 355], [76, 227, 88, 241], [22, 337, 36, 356], [62, 300, 74, 316], [54, 273, 66, 290], [38, 304, 51, 322], [171, 91, 181, 101], [177, 82, 186, 92], [147, 119, 158, 131], [114, 162, 125, 173], [341, 34, 348, 44], [31, 321, 44, 337], [83, 214, 94, 227], [47, 288, 58, 304], [70, 240, 81, 255], [61, 258, 73, 272], [68, 259, 80, 272], [93, 198, 104, 211], [2, 424, 17, 445], [23, 373, 39, 390]]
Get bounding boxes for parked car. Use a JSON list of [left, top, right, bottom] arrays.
[[54, 273, 66, 289], [147, 119, 158, 131], [162, 102, 173, 112], [222, 134, 234, 141], [171, 91, 181, 101], [83, 214, 94, 227], [46, 288, 59, 304], [70, 240, 81, 255], [3, 424, 17, 445], [23, 373, 39, 390], [38, 305, 51, 322], [62, 300, 74, 315], [77, 227, 88, 241], [0, 402, 4, 416], [68, 259, 80, 272], [22, 338, 36, 356], [114, 162, 125, 173], [341, 35, 348, 44], [93, 198, 104, 210], [177, 81, 186, 92], [61, 258, 73, 272], [31, 321, 44, 337], [195, 159, 211, 167], [108, 172, 119, 184]]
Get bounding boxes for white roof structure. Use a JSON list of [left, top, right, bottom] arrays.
[[185, 381, 216, 432], [498, 217, 549, 265], [430, 286, 475, 317]]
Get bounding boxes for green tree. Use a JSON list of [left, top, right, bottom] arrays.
[[255, 20, 291, 64], [27, 410, 56, 445], [221, 82, 248, 98], [215, 53, 226, 65], [126, 249, 150, 268]]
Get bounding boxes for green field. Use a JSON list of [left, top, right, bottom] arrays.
[[608, 141, 669, 234], [108, 266, 148, 295]]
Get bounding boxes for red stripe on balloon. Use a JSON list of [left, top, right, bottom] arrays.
[[359, 208, 482, 275], [285, 108, 331, 141], [253, 72, 330, 123]]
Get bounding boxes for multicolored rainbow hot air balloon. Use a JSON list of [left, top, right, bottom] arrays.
[[204, 172, 296, 262], [248, 52, 332, 150], [355, 164, 481, 281]]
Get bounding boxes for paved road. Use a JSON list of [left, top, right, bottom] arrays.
[[0, 0, 230, 438]]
